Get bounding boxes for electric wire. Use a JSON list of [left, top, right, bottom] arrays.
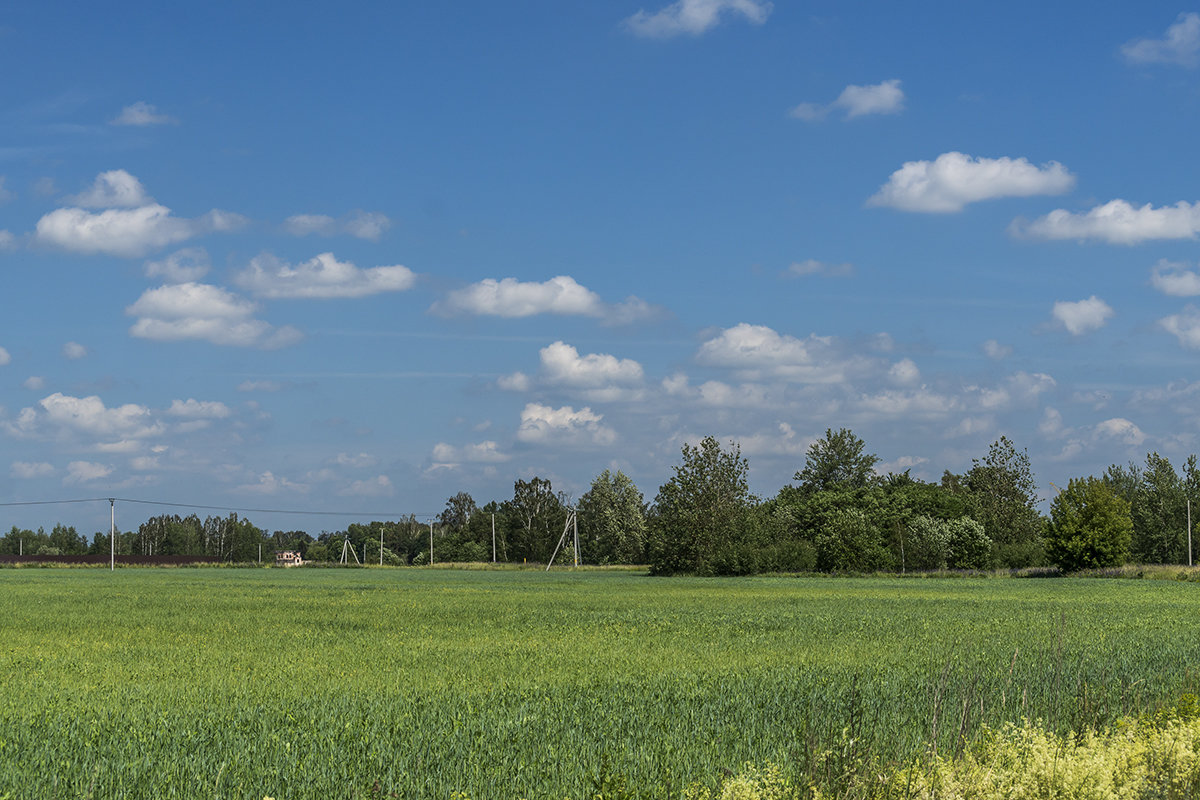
[[0, 496, 440, 519]]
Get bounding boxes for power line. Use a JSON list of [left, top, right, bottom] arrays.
[[0, 496, 441, 519], [0, 498, 110, 507]]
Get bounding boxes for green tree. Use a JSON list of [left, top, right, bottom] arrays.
[[504, 478, 566, 563], [440, 492, 479, 532], [944, 517, 992, 570], [965, 436, 1043, 568], [0, 527, 35, 555], [1102, 461, 1141, 507], [795, 428, 880, 493], [578, 470, 647, 564], [648, 437, 759, 576], [47, 523, 87, 555], [1131, 452, 1187, 564], [1045, 476, 1133, 572]]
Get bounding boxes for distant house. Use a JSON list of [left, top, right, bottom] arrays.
[[275, 550, 303, 567]]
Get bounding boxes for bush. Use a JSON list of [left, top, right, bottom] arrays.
[[816, 508, 890, 572]]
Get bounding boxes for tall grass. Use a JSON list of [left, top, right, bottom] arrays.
[[1, 569, 1198, 798]]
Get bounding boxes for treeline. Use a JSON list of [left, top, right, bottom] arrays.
[[3, 429, 1196, 574], [645, 430, 1200, 575], [0, 514, 268, 561]]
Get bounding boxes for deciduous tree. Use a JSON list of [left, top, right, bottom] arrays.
[[648, 437, 759, 575], [1045, 476, 1132, 572], [965, 436, 1043, 568], [795, 428, 879, 493], [578, 470, 646, 564]]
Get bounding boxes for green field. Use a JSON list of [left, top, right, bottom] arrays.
[[1, 567, 1198, 799]]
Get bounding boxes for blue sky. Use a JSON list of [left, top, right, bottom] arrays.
[[4, 1, 1200, 534]]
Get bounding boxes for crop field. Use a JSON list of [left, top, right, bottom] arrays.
[[1, 567, 1198, 799]]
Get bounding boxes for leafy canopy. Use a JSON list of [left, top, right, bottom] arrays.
[[795, 428, 879, 493], [1045, 476, 1132, 572]]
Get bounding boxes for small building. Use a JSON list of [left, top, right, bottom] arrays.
[[275, 550, 303, 567]]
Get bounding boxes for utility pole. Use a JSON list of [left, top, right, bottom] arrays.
[[491, 513, 496, 563], [545, 509, 578, 571], [429, 521, 434, 565], [109, 498, 115, 572], [380, 527, 384, 566]]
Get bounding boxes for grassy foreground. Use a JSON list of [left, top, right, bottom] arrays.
[[1, 568, 1198, 799]]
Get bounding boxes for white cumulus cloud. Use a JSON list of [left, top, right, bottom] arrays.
[[497, 372, 531, 392], [431, 441, 511, 466], [1013, 199, 1200, 244], [235, 252, 416, 299], [1122, 12, 1200, 67], [65, 461, 113, 484], [1039, 407, 1065, 437], [61, 341, 87, 360], [126, 282, 302, 349], [111, 101, 178, 126], [0, 230, 14, 250], [341, 475, 394, 497], [696, 323, 863, 382], [869, 152, 1074, 213], [888, 358, 920, 386], [68, 170, 152, 208], [334, 452, 378, 469], [0, 347, 9, 366], [736, 422, 811, 457], [238, 471, 307, 495], [5, 392, 164, 441], [836, 79, 905, 117], [145, 247, 211, 283], [434, 275, 656, 324], [1094, 417, 1146, 446], [35, 171, 244, 258], [36, 205, 244, 258], [624, 0, 771, 37], [284, 210, 392, 241], [1161, 305, 1200, 349], [517, 403, 616, 446], [539, 341, 644, 388], [1052, 296, 1114, 335], [697, 380, 772, 408], [166, 398, 232, 419], [1150, 260, 1200, 296], [983, 339, 1012, 359], [791, 79, 905, 121], [11, 461, 54, 479]]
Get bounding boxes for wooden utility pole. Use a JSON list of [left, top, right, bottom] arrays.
[[1189, 498, 1193, 568], [545, 510, 578, 571]]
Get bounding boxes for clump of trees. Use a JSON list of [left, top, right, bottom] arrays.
[[643, 430, 1046, 576]]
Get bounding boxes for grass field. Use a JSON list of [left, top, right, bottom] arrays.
[[1, 567, 1198, 799]]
